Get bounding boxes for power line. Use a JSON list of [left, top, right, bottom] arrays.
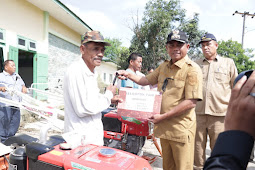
[[233, 11, 255, 48]]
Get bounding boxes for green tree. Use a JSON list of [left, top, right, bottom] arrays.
[[217, 39, 255, 73], [179, 13, 205, 60], [104, 38, 122, 62], [129, 0, 204, 71], [117, 46, 130, 70], [104, 38, 130, 69]]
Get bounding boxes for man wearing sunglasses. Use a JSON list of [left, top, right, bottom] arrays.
[[117, 30, 203, 170]]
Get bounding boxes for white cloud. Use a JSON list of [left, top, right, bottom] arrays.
[[61, 0, 255, 49], [80, 11, 116, 31], [182, 2, 202, 18], [61, 3, 116, 31]]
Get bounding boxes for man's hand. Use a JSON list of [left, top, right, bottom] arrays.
[[117, 70, 129, 80], [22, 86, 27, 93], [0, 87, 6, 92], [117, 70, 151, 86], [106, 84, 117, 95], [149, 114, 165, 124], [111, 95, 123, 105], [225, 70, 255, 139]]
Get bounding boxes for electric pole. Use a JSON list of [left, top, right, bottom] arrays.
[[233, 11, 255, 48]]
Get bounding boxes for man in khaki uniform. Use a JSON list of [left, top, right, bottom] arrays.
[[194, 33, 238, 169], [118, 30, 203, 170]]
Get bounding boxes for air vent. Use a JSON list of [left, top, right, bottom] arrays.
[[29, 41, 36, 51], [0, 32, 3, 40], [18, 38, 26, 46], [0, 29, 5, 43]]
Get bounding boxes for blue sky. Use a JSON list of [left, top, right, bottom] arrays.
[[60, 0, 255, 50]]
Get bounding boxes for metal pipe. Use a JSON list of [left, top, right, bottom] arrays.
[[39, 124, 52, 144], [241, 12, 247, 48]]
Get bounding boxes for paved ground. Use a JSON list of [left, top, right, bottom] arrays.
[[142, 137, 162, 170]]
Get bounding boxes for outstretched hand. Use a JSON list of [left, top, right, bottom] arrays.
[[224, 70, 255, 139], [116, 70, 129, 80]]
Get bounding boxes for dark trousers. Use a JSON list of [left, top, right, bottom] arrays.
[[0, 106, 20, 142]]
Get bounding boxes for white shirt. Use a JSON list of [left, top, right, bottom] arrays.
[[0, 71, 25, 106], [63, 58, 113, 146]]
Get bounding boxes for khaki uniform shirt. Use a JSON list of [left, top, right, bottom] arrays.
[[146, 56, 203, 143], [195, 55, 238, 116]]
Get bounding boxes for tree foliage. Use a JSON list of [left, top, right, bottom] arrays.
[[217, 40, 255, 73], [104, 38, 130, 69], [104, 38, 122, 62], [129, 0, 204, 71], [116, 46, 130, 70], [179, 13, 205, 60]]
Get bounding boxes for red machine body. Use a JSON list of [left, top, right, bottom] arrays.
[[28, 144, 152, 170], [102, 109, 162, 160]]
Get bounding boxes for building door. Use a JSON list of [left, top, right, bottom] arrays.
[[8, 46, 18, 71], [8, 46, 48, 99], [18, 50, 34, 87], [33, 53, 48, 99], [9, 46, 34, 87]]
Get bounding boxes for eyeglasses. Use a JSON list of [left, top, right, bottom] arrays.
[[162, 78, 174, 92]]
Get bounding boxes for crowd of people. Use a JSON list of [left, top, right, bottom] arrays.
[[0, 29, 254, 170]]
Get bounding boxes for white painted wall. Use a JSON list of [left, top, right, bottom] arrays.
[[96, 61, 118, 85], [0, 0, 47, 55]]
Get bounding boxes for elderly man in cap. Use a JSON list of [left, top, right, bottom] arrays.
[[194, 33, 238, 169], [117, 30, 203, 170], [63, 30, 121, 146]]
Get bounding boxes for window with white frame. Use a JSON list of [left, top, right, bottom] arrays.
[[109, 74, 113, 83], [17, 35, 37, 51], [28, 40, 36, 51], [18, 37, 26, 49], [103, 73, 106, 82]]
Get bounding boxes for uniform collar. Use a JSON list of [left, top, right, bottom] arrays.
[[203, 54, 219, 62]]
